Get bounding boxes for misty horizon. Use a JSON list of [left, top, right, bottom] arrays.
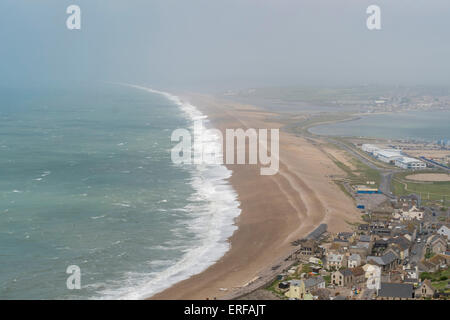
[[1, 0, 450, 91]]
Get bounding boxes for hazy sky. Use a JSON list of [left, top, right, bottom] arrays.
[[1, 0, 450, 90]]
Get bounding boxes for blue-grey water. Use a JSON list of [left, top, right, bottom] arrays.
[[309, 111, 450, 142], [0, 84, 240, 299]]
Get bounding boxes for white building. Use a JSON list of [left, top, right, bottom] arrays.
[[348, 253, 362, 268], [376, 149, 403, 163], [437, 225, 450, 239], [363, 264, 381, 290], [362, 144, 380, 154], [393, 206, 424, 221], [394, 157, 426, 170], [326, 253, 345, 269]]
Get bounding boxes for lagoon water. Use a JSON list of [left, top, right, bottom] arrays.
[[0, 84, 239, 299], [309, 111, 450, 141]]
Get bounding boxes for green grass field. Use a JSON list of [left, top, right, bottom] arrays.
[[391, 171, 450, 206], [331, 156, 381, 188]]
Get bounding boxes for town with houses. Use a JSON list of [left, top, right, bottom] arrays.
[[257, 139, 450, 300], [265, 193, 450, 300]]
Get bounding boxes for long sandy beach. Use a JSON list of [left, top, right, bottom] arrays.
[[151, 94, 361, 300]]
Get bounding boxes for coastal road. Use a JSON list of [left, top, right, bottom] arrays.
[[379, 172, 395, 198]]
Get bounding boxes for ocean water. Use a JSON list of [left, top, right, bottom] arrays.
[[0, 84, 240, 299], [309, 111, 450, 141]]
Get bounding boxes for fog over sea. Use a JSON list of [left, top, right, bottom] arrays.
[[309, 111, 450, 142], [0, 84, 240, 299]]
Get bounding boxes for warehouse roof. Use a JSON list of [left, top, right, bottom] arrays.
[[395, 157, 423, 164], [377, 149, 403, 158]]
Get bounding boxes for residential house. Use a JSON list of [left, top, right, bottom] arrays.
[[388, 236, 411, 260], [337, 232, 355, 242], [415, 279, 435, 298], [350, 266, 365, 284], [397, 194, 420, 209], [348, 254, 362, 268], [437, 225, 450, 239], [297, 239, 318, 257], [372, 239, 389, 254], [367, 251, 399, 271], [329, 241, 348, 253], [304, 276, 326, 292], [349, 241, 371, 257], [402, 266, 419, 286], [285, 277, 325, 300], [378, 283, 414, 299], [393, 206, 424, 221], [331, 269, 354, 288], [359, 235, 372, 243], [332, 238, 350, 248], [428, 235, 447, 255], [325, 253, 346, 269], [405, 206, 424, 220], [363, 264, 381, 290], [401, 229, 416, 242], [369, 222, 388, 232], [358, 224, 369, 232], [442, 251, 450, 264], [372, 227, 391, 236], [420, 254, 448, 273], [285, 280, 307, 300]]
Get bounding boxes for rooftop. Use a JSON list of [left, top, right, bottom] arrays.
[[339, 269, 354, 277], [377, 149, 403, 158], [396, 157, 423, 164], [304, 276, 324, 288], [367, 251, 397, 266], [349, 253, 361, 260], [378, 282, 414, 298]]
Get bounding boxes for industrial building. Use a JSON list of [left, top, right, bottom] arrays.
[[361, 144, 425, 170], [394, 157, 426, 170], [375, 149, 403, 164], [361, 144, 380, 154]]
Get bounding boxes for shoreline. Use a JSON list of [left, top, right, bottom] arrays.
[[149, 93, 361, 300], [121, 85, 242, 300]]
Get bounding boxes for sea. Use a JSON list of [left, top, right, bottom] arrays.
[[0, 83, 240, 299], [309, 111, 450, 142]]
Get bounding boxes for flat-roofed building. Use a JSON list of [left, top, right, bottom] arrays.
[[394, 157, 426, 170], [376, 149, 403, 164], [362, 144, 380, 154]]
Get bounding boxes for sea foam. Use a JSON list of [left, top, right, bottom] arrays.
[[97, 85, 241, 300]]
